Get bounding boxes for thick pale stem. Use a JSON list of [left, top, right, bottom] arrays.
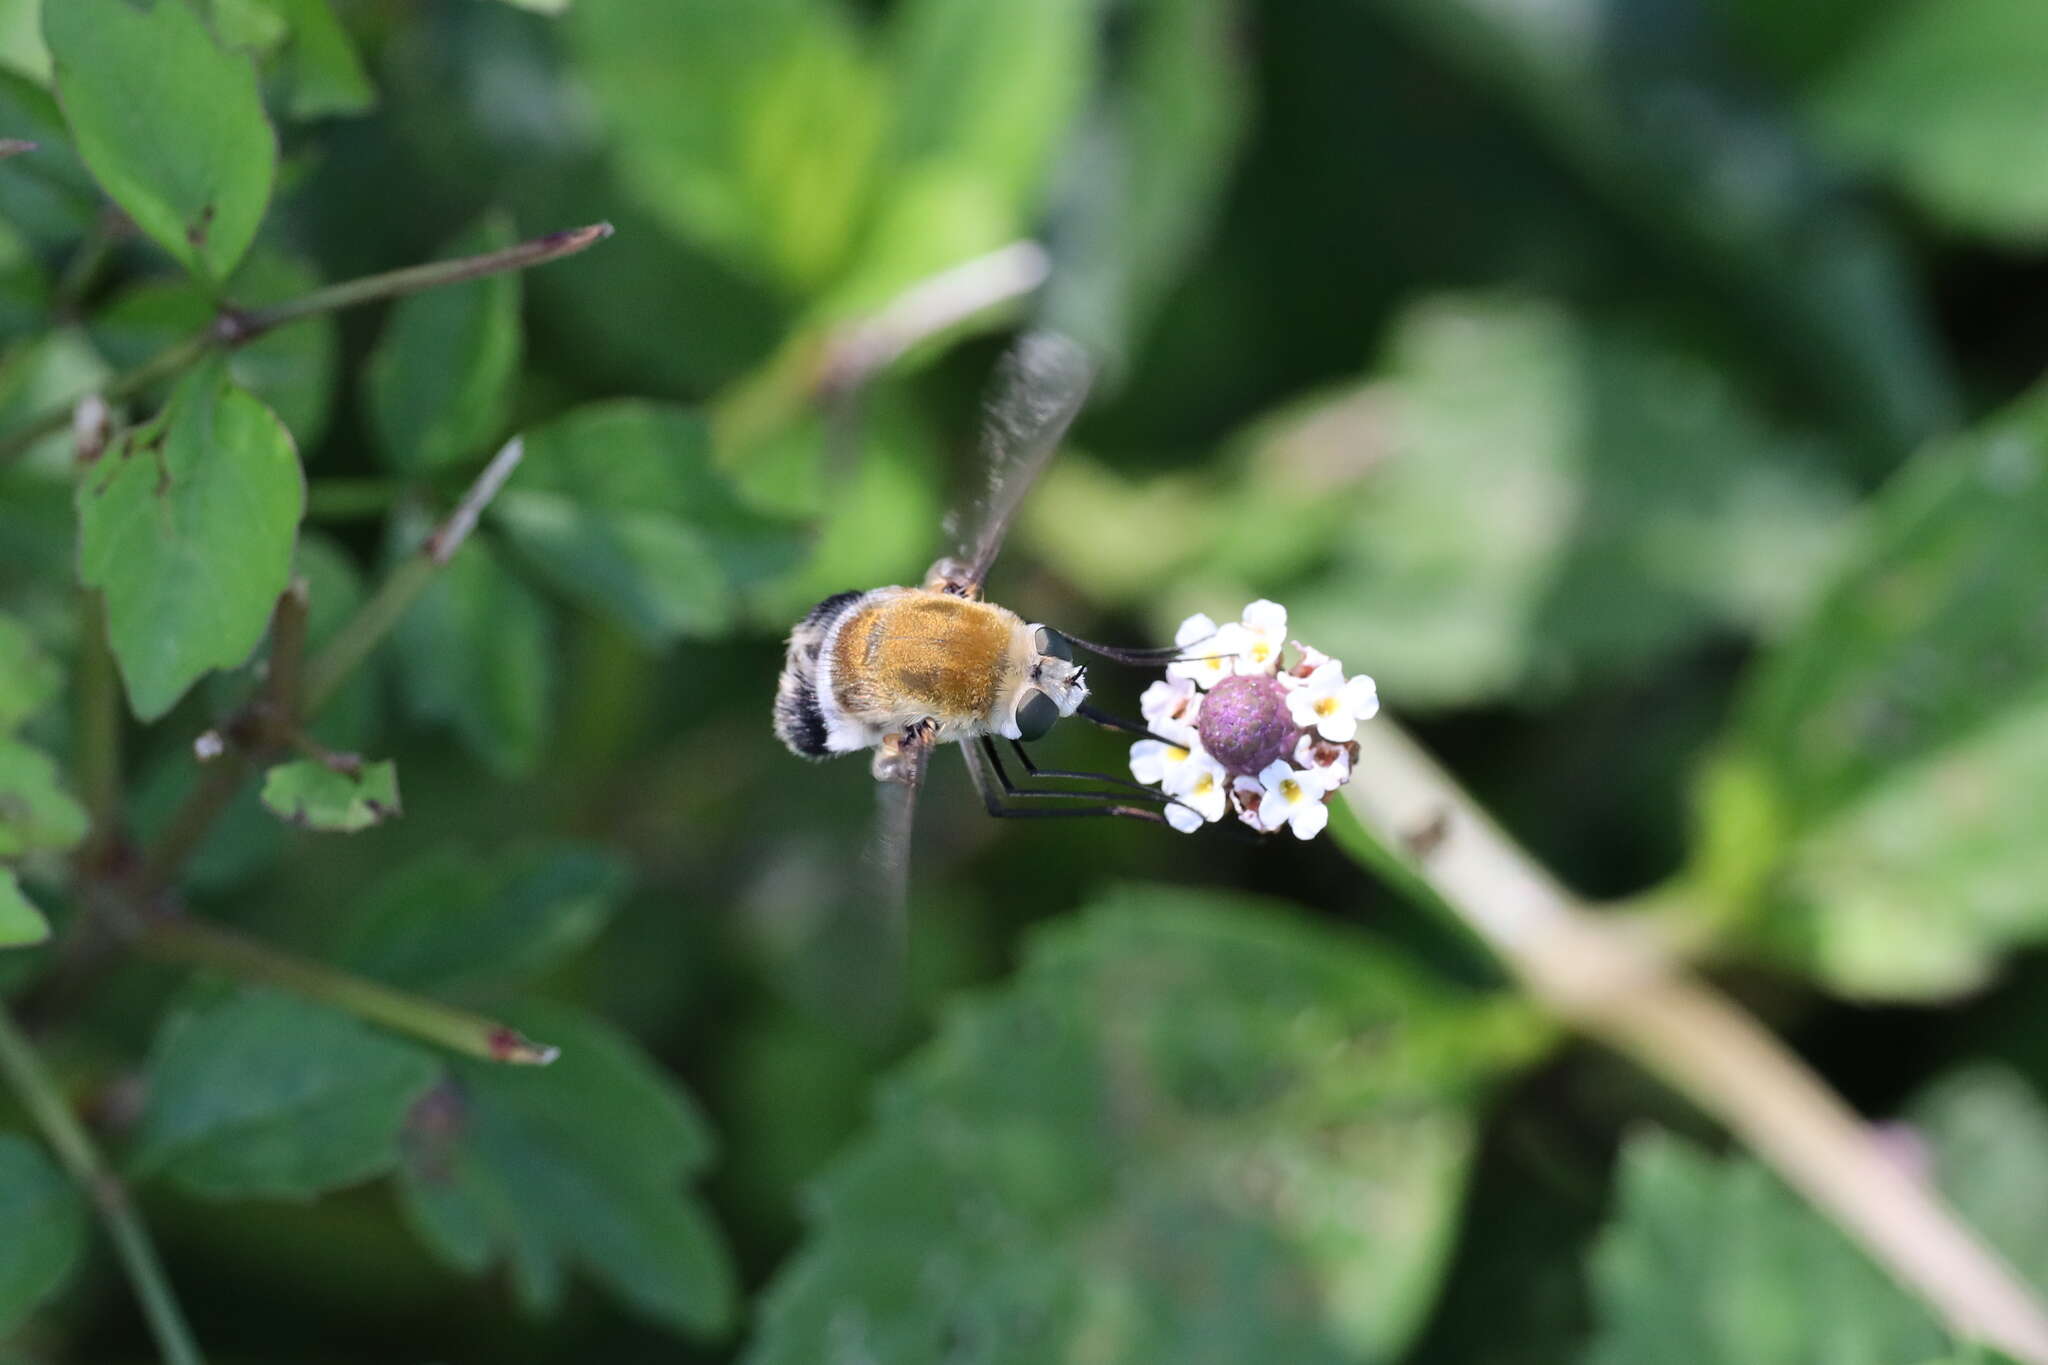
[[0, 1008, 205, 1365], [1342, 718, 2048, 1365], [138, 919, 556, 1065], [814, 240, 1050, 397]]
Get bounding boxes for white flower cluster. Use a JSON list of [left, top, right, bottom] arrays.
[[1128, 599, 1378, 839]]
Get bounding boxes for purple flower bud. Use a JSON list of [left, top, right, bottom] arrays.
[[1196, 674, 1302, 777]]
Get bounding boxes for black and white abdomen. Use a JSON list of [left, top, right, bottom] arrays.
[[773, 590, 863, 759]]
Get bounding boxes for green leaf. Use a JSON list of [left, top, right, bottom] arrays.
[[490, 0, 569, 13], [750, 885, 1536, 1365], [1582, 1071, 2048, 1365], [0, 1135, 86, 1333], [208, 0, 288, 52], [0, 217, 46, 339], [0, 738, 87, 856], [1041, 0, 1249, 368], [1038, 294, 1854, 708], [0, 0, 52, 81], [1907, 1068, 2048, 1291], [1352, 0, 1956, 457], [0, 866, 50, 947], [395, 1001, 735, 1336], [564, 0, 884, 290], [1583, 1131, 1952, 1365], [494, 401, 801, 645], [133, 987, 438, 1200], [263, 0, 374, 118], [0, 613, 59, 732], [1808, 0, 2048, 244], [75, 362, 305, 721], [364, 213, 522, 473], [89, 252, 340, 452], [337, 842, 628, 994], [44, 0, 278, 283], [869, 0, 1090, 280], [0, 69, 99, 249], [389, 509, 551, 776], [1723, 381, 2048, 997], [259, 758, 401, 833], [0, 327, 111, 470]]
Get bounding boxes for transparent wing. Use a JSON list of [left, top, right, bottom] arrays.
[[940, 331, 1093, 594], [797, 741, 929, 1036], [866, 742, 928, 953]]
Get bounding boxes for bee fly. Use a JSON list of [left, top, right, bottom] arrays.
[[775, 587, 1091, 770], [773, 332, 1207, 910]]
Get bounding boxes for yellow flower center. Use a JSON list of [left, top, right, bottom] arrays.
[[1279, 779, 1301, 802], [1167, 746, 1189, 762], [1250, 642, 1273, 662], [1190, 773, 1213, 796], [1315, 696, 1338, 717]]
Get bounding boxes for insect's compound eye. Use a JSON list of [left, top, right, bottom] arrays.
[[1014, 688, 1059, 741], [1033, 626, 1073, 662]]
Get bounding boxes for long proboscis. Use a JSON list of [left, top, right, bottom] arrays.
[[1061, 629, 1228, 668]]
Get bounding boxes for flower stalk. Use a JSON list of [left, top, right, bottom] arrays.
[[1341, 717, 2048, 1364], [0, 1007, 205, 1365]]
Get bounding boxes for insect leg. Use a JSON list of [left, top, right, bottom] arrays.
[[1007, 739, 1173, 800], [960, 741, 1169, 824], [980, 739, 1171, 805]]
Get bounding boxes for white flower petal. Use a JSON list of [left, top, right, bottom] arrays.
[[1174, 613, 1219, 648], [1257, 759, 1294, 794], [1164, 751, 1225, 798], [1139, 677, 1196, 725], [1256, 795, 1292, 831], [1284, 688, 1323, 729], [1180, 767, 1228, 820], [1165, 803, 1205, 834], [1315, 710, 1359, 744], [1288, 799, 1330, 840], [1241, 599, 1287, 636], [1129, 740, 1178, 785], [1343, 673, 1380, 720], [1305, 761, 1346, 795]]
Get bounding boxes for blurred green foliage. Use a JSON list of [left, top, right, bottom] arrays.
[[2, 0, 2048, 1362]]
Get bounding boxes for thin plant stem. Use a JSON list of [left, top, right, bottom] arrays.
[[225, 225, 612, 341], [144, 437, 527, 889], [52, 209, 132, 320], [0, 335, 209, 468], [137, 918, 558, 1065], [0, 1007, 205, 1365], [1341, 718, 2048, 1364], [138, 757, 249, 895], [0, 224, 612, 470], [75, 592, 122, 861], [303, 435, 526, 713], [264, 581, 311, 722]]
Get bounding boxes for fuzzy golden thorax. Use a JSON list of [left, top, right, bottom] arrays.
[[826, 589, 1027, 742]]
